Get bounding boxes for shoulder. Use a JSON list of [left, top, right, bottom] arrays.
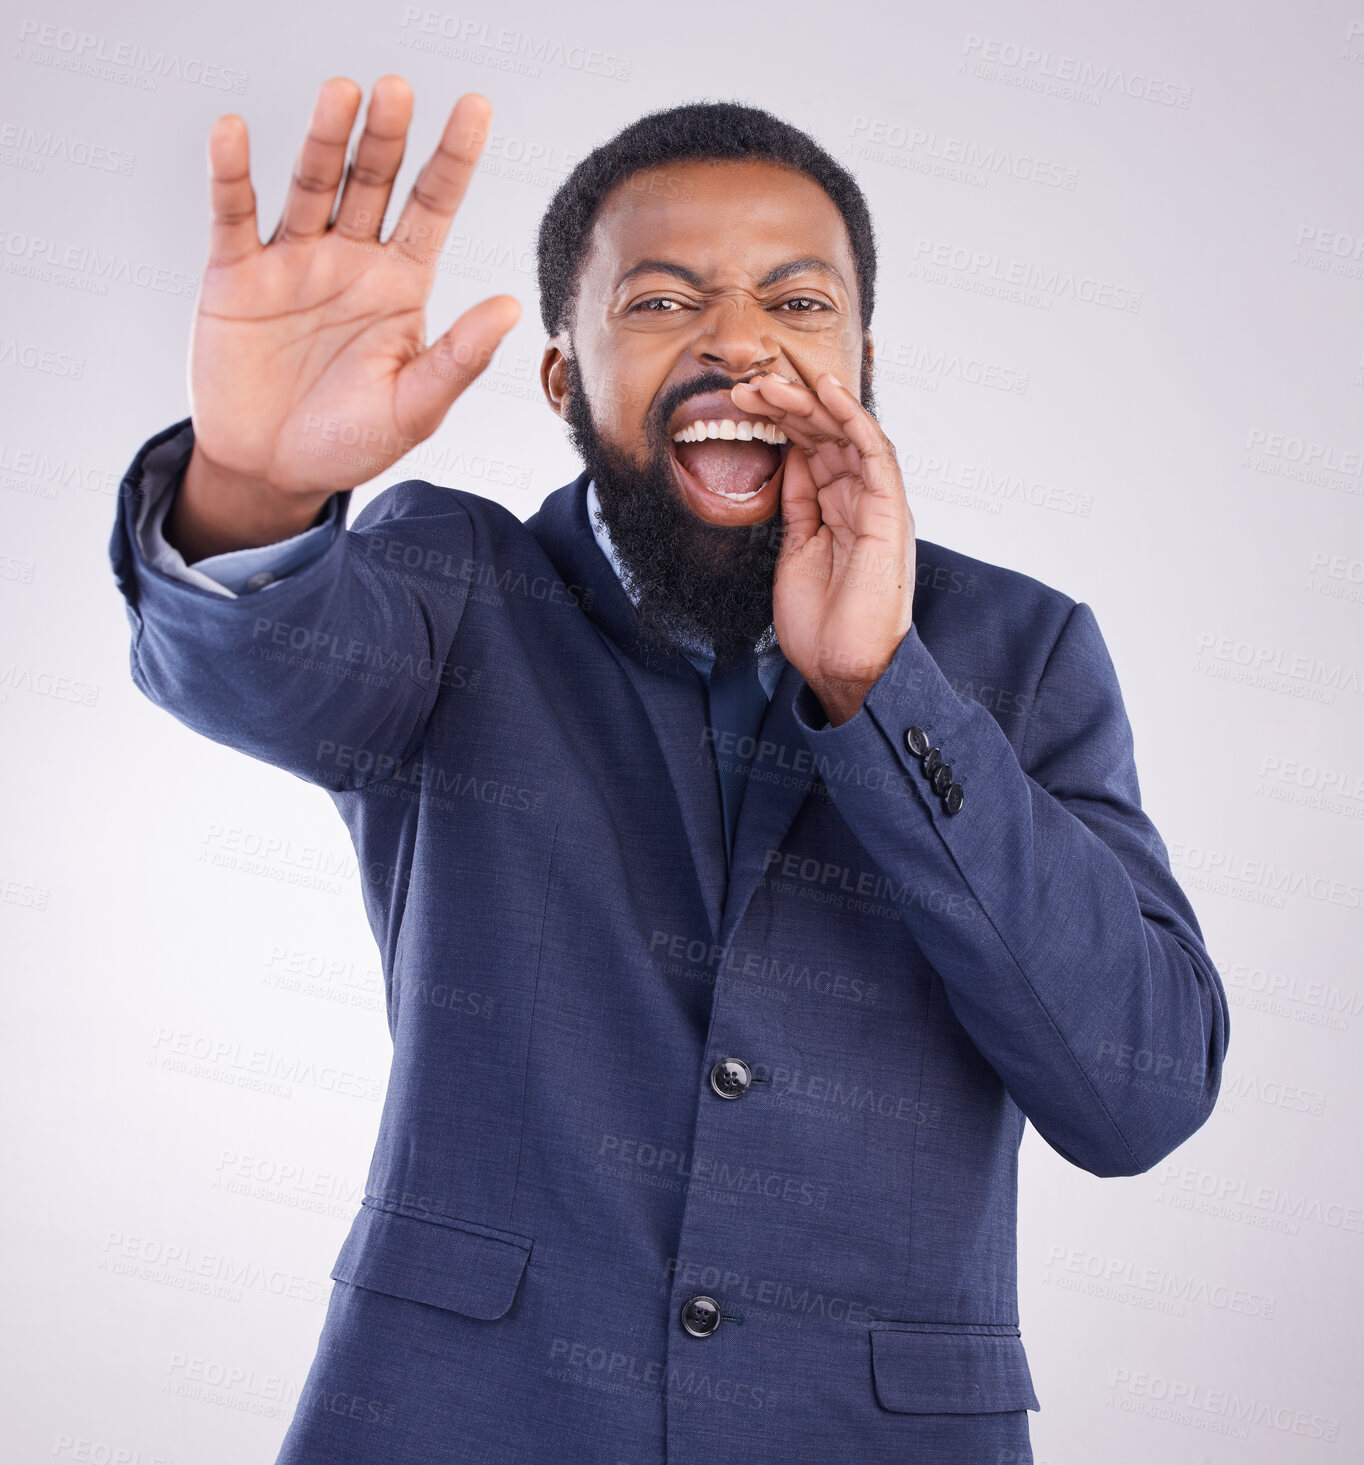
[[910, 538, 1091, 732], [914, 536, 1079, 651], [346, 480, 554, 569], [350, 479, 527, 537]]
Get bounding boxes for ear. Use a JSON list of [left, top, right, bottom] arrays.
[[859, 327, 877, 410], [540, 336, 571, 419]]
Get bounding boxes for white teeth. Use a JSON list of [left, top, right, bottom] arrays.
[[668, 418, 790, 446]]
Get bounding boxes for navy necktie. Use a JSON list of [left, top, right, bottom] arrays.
[[704, 647, 769, 866]]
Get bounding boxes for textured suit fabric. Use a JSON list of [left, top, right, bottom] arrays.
[[109, 417, 1229, 1465], [704, 647, 770, 863]]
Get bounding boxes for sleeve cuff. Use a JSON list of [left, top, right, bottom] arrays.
[[135, 422, 342, 599], [790, 623, 994, 815]]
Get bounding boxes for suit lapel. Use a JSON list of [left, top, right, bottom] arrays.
[[526, 475, 729, 939], [615, 656, 729, 940], [718, 657, 817, 948], [526, 476, 820, 948]]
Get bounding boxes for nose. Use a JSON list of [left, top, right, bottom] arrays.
[[690, 293, 778, 377]]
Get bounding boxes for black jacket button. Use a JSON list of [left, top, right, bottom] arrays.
[[905, 726, 930, 758], [944, 783, 964, 814], [932, 763, 953, 797], [681, 1295, 722, 1337], [923, 747, 943, 778], [709, 1057, 752, 1099]]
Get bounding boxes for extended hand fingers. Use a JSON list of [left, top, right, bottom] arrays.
[[205, 114, 259, 267], [389, 92, 493, 267], [271, 77, 362, 245], [333, 75, 414, 242]]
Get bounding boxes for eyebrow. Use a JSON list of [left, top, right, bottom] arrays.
[[613, 256, 848, 292], [758, 257, 846, 289], [614, 259, 706, 290]]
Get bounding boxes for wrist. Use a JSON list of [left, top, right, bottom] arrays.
[[167, 445, 333, 562], [810, 676, 876, 727]]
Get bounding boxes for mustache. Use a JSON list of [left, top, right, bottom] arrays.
[[646, 370, 770, 446], [646, 354, 877, 444]]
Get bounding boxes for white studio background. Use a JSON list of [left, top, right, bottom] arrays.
[[2, 2, 1361, 1461]]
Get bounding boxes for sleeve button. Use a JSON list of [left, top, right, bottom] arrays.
[[905, 726, 931, 758]]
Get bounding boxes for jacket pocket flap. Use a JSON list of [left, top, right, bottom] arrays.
[[331, 1202, 532, 1321], [870, 1325, 1040, 1414]]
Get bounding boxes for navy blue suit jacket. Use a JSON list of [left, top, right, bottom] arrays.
[[110, 419, 1228, 1464]]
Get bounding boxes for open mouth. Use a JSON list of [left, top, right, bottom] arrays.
[[667, 401, 789, 507]]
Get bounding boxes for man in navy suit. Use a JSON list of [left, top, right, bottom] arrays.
[[110, 77, 1229, 1464]]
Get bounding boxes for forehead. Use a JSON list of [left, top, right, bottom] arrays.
[[580, 158, 856, 291]]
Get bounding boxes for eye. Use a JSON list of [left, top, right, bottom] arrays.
[[776, 296, 829, 313], [629, 296, 687, 313]]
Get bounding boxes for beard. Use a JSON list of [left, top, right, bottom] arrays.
[[562, 349, 875, 668]]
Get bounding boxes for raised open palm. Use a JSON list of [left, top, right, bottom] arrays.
[[175, 77, 519, 556]]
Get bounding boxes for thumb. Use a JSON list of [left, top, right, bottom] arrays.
[[777, 446, 823, 557], [396, 294, 521, 440]]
